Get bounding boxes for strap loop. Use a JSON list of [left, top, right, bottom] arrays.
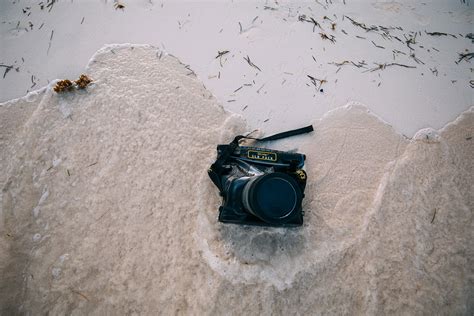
[[241, 125, 314, 142]]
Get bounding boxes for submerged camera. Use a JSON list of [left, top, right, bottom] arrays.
[[208, 126, 313, 227]]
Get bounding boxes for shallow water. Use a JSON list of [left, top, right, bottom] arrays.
[[0, 46, 472, 315]]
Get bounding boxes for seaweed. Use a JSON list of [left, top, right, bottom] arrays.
[[298, 15, 323, 32], [0, 64, 14, 79], [371, 41, 385, 49], [264, 6, 277, 11], [320, 33, 336, 43], [456, 52, 474, 64], [409, 53, 424, 65], [392, 36, 403, 43], [364, 63, 416, 72], [430, 67, 438, 76], [244, 55, 262, 71], [329, 60, 367, 68], [31, 75, 37, 88], [46, 0, 56, 12], [54, 74, 92, 93], [216, 50, 230, 67], [344, 16, 379, 32], [215, 50, 229, 59], [307, 75, 326, 89], [53, 79, 74, 93], [425, 31, 456, 38], [233, 86, 243, 93], [75, 74, 92, 89], [47, 30, 54, 55]]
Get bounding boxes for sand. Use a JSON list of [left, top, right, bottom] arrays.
[[0, 45, 473, 315], [1, 0, 472, 136]]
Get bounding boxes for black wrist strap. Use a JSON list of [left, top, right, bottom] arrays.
[[244, 125, 314, 142]]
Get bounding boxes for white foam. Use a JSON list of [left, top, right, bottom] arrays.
[[1, 44, 471, 315]]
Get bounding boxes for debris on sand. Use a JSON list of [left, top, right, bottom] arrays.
[[456, 52, 474, 64], [53, 79, 74, 93], [0, 64, 17, 79], [54, 74, 93, 93], [320, 33, 336, 43], [425, 31, 457, 38], [363, 63, 416, 73], [371, 40, 385, 49], [466, 33, 474, 43], [344, 16, 378, 32], [307, 75, 326, 89], [215, 50, 229, 59], [75, 74, 92, 89], [215, 50, 230, 67], [114, 1, 125, 10], [329, 60, 367, 68], [298, 15, 322, 32], [243, 55, 262, 72]]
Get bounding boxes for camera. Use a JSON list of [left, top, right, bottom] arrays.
[[208, 126, 312, 227]]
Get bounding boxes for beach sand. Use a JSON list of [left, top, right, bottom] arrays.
[[1, 0, 472, 137], [1, 46, 472, 314]]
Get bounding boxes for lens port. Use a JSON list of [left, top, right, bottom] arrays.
[[242, 172, 302, 225]]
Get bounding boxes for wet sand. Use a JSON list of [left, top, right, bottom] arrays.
[[1, 46, 472, 314]]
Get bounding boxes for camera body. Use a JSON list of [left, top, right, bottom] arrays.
[[213, 145, 307, 227]]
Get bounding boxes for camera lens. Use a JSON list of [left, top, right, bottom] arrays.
[[242, 172, 302, 225]]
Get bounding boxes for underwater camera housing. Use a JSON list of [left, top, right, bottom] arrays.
[[208, 126, 313, 227]]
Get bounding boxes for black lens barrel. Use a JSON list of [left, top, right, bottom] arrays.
[[242, 172, 303, 225]]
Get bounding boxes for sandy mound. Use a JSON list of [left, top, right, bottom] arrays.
[[1, 45, 472, 315]]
